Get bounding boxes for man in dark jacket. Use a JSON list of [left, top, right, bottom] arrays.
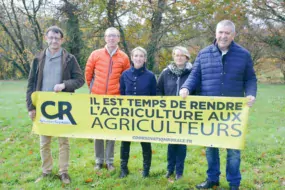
[[180, 20, 257, 190], [26, 26, 84, 184]]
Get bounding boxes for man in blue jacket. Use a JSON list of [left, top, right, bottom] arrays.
[[180, 20, 257, 190]]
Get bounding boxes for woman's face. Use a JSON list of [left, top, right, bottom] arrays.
[[132, 50, 146, 69], [173, 49, 187, 67]]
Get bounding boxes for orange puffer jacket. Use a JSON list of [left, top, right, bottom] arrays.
[[85, 48, 130, 95]]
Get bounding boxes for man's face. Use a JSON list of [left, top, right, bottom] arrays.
[[216, 25, 235, 51], [45, 31, 63, 51], [104, 30, 120, 48]]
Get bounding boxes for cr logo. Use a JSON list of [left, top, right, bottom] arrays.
[[41, 101, 76, 125]]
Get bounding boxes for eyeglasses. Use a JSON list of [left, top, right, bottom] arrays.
[[174, 54, 186, 58], [47, 36, 61, 41], [105, 34, 119, 38]]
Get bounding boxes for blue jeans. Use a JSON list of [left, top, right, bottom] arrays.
[[206, 147, 241, 187], [167, 144, 187, 175]]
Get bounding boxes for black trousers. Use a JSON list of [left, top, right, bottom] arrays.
[[120, 141, 152, 171]]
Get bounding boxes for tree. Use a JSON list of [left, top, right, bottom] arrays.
[[0, 0, 45, 78], [145, 0, 167, 71], [59, 0, 84, 67], [248, 0, 285, 79], [107, 0, 131, 58]]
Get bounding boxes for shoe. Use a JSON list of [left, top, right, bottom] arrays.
[[175, 174, 182, 180], [230, 186, 239, 190], [119, 169, 129, 178], [94, 163, 103, 170], [59, 173, 71, 184], [142, 150, 151, 178], [34, 173, 52, 183], [196, 180, 219, 189], [165, 171, 174, 178], [107, 163, 115, 171], [142, 170, 149, 178]]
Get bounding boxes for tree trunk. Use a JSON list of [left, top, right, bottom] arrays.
[[146, 0, 167, 71], [107, 0, 116, 27], [61, 0, 83, 67], [107, 0, 130, 57]]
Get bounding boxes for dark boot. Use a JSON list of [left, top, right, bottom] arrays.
[[119, 164, 129, 178], [175, 174, 182, 180], [120, 141, 130, 178], [165, 171, 174, 178], [196, 180, 219, 189], [141, 142, 152, 177]]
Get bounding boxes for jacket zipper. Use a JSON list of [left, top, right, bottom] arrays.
[[176, 76, 180, 96], [105, 56, 113, 94]]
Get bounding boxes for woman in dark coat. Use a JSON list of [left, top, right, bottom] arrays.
[[119, 47, 157, 178], [157, 46, 193, 180]]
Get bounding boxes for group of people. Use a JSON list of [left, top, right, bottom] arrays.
[[26, 20, 257, 190]]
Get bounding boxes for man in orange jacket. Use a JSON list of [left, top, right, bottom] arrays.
[[85, 27, 130, 171]]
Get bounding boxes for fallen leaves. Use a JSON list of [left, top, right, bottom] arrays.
[[85, 178, 93, 183], [201, 149, 206, 156], [261, 152, 266, 158]]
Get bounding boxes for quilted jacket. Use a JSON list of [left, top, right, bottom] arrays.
[[181, 41, 257, 97], [85, 47, 130, 95]]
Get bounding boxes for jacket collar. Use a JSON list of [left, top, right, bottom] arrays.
[[131, 65, 146, 76], [212, 39, 235, 53], [45, 48, 63, 59], [37, 48, 67, 61], [36, 48, 68, 88], [167, 62, 192, 76], [105, 45, 119, 57]]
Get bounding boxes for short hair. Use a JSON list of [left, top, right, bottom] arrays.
[[45, 26, 64, 38], [105, 27, 120, 37], [216, 20, 236, 33], [172, 46, 190, 60], [131, 46, 147, 58]]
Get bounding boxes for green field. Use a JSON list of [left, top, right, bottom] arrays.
[[0, 81, 284, 190]]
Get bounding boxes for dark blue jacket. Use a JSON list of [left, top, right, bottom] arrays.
[[181, 41, 257, 97], [120, 66, 156, 96], [157, 63, 193, 96]]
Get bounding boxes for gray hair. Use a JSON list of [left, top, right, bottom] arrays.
[[131, 46, 147, 58], [105, 27, 120, 37], [172, 46, 190, 60], [46, 26, 64, 38], [216, 20, 236, 33]]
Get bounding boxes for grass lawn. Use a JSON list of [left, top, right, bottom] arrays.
[[0, 81, 284, 190]]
